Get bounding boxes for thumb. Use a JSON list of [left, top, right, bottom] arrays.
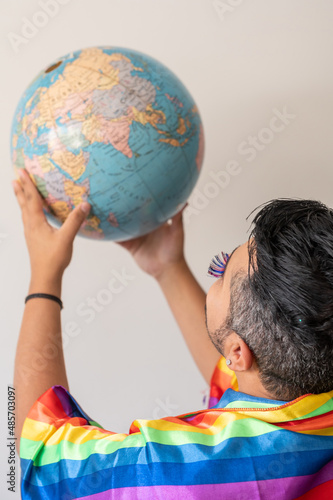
[[61, 202, 91, 241]]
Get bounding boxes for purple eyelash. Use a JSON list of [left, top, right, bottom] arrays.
[[207, 252, 230, 278]]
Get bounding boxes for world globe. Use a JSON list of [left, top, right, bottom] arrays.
[[10, 46, 204, 241]]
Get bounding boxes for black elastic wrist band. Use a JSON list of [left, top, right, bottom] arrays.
[[25, 293, 63, 310]]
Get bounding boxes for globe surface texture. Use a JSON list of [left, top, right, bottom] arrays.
[[11, 46, 204, 240]]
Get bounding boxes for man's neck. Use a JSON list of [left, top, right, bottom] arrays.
[[236, 372, 278, 400]]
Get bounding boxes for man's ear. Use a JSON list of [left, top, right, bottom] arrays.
[[223, 332, 254, 372]]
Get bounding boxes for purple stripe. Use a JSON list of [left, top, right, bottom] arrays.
[[76, 462, 333, 500], [208, 396, 219, 408], [53, 386, 93, 421], [53, 386, 73, 416]]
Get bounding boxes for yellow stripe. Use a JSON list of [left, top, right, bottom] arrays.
[[228, 391, 333, 423], [21, 418, 51, 443], [134, 412, 254, 434], [296, 427, 333, 437], [22, 418, 128, 445], [21, 391, 333, 447]]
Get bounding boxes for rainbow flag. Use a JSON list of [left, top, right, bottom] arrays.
[[20, 356, 333, 499]]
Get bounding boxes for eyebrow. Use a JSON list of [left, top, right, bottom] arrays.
[[223, 245, 240, 278]]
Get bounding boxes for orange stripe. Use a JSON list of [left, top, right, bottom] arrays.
[[27, 399, 68, 424], [163, 412, 223, 428], [209, 356, 239, 404], [276, 410, 333, 432]]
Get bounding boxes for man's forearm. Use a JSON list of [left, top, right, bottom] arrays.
[[14, 275, 68, 452], [157, 259, 221, 384]]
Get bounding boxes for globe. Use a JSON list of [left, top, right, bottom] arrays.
[[10, 46, 204, 241]]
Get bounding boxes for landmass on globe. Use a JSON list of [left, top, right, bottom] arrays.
[[11, 46, 204, 241]]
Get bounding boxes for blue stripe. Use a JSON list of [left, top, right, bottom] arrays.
[[21, 449, 333, 498], [216, 389, 289, 408], [20, 431, 333, 486]]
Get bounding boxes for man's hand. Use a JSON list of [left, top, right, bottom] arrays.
[[12, 168, 91, 285], [116, 204, 188, 280]]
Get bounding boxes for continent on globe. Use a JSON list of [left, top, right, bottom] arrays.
[[11, 46, 205, 241]]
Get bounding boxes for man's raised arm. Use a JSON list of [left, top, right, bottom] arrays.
[[117, 207, 221, 384], [12, 169, 90, 451], [156, 258, 221, 384]]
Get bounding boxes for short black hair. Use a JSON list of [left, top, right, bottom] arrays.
[[229, 199, 333, 400]]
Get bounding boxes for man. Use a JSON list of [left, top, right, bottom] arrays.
[[12, 169, 333, 499]]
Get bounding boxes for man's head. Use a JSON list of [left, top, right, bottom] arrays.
[[206, 199, 333, 401]]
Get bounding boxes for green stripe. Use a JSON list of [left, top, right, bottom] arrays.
[[225, 401, 282, 409], [20, 431, 144, 464], [20, 417, 278, 466], [89, 420, 104, 429], [298, 399, 333, 420]]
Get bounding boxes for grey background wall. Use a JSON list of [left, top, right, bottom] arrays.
[[1, 0, 333, 497]]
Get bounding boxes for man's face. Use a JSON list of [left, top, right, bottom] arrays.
[[205, 241, 250, 346]]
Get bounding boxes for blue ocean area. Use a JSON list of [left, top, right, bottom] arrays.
[[10, 46, 204, 241]]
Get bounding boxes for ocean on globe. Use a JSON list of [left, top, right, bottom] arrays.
[[10, 46, 204, 241]]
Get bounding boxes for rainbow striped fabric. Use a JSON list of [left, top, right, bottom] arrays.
[[20, 356, 333, 499]]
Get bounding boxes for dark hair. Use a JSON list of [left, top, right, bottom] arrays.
[[228, 198, 333, 400]]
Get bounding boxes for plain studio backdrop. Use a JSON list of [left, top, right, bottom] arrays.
[[1, 0, 333, 497]]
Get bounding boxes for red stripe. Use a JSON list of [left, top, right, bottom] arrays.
[[294, 479, 333, 499], [276, 410, 333, 432], [28, 392, 69, 424]]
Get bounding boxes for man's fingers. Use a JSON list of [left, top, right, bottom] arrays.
[[12, 179, 26, 209], [17, 169, 43, 213], [180, 202, 189, 214], [170, 202, 189, 224], [13, 169, 48, 229], [60, 202, 91, 242]]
